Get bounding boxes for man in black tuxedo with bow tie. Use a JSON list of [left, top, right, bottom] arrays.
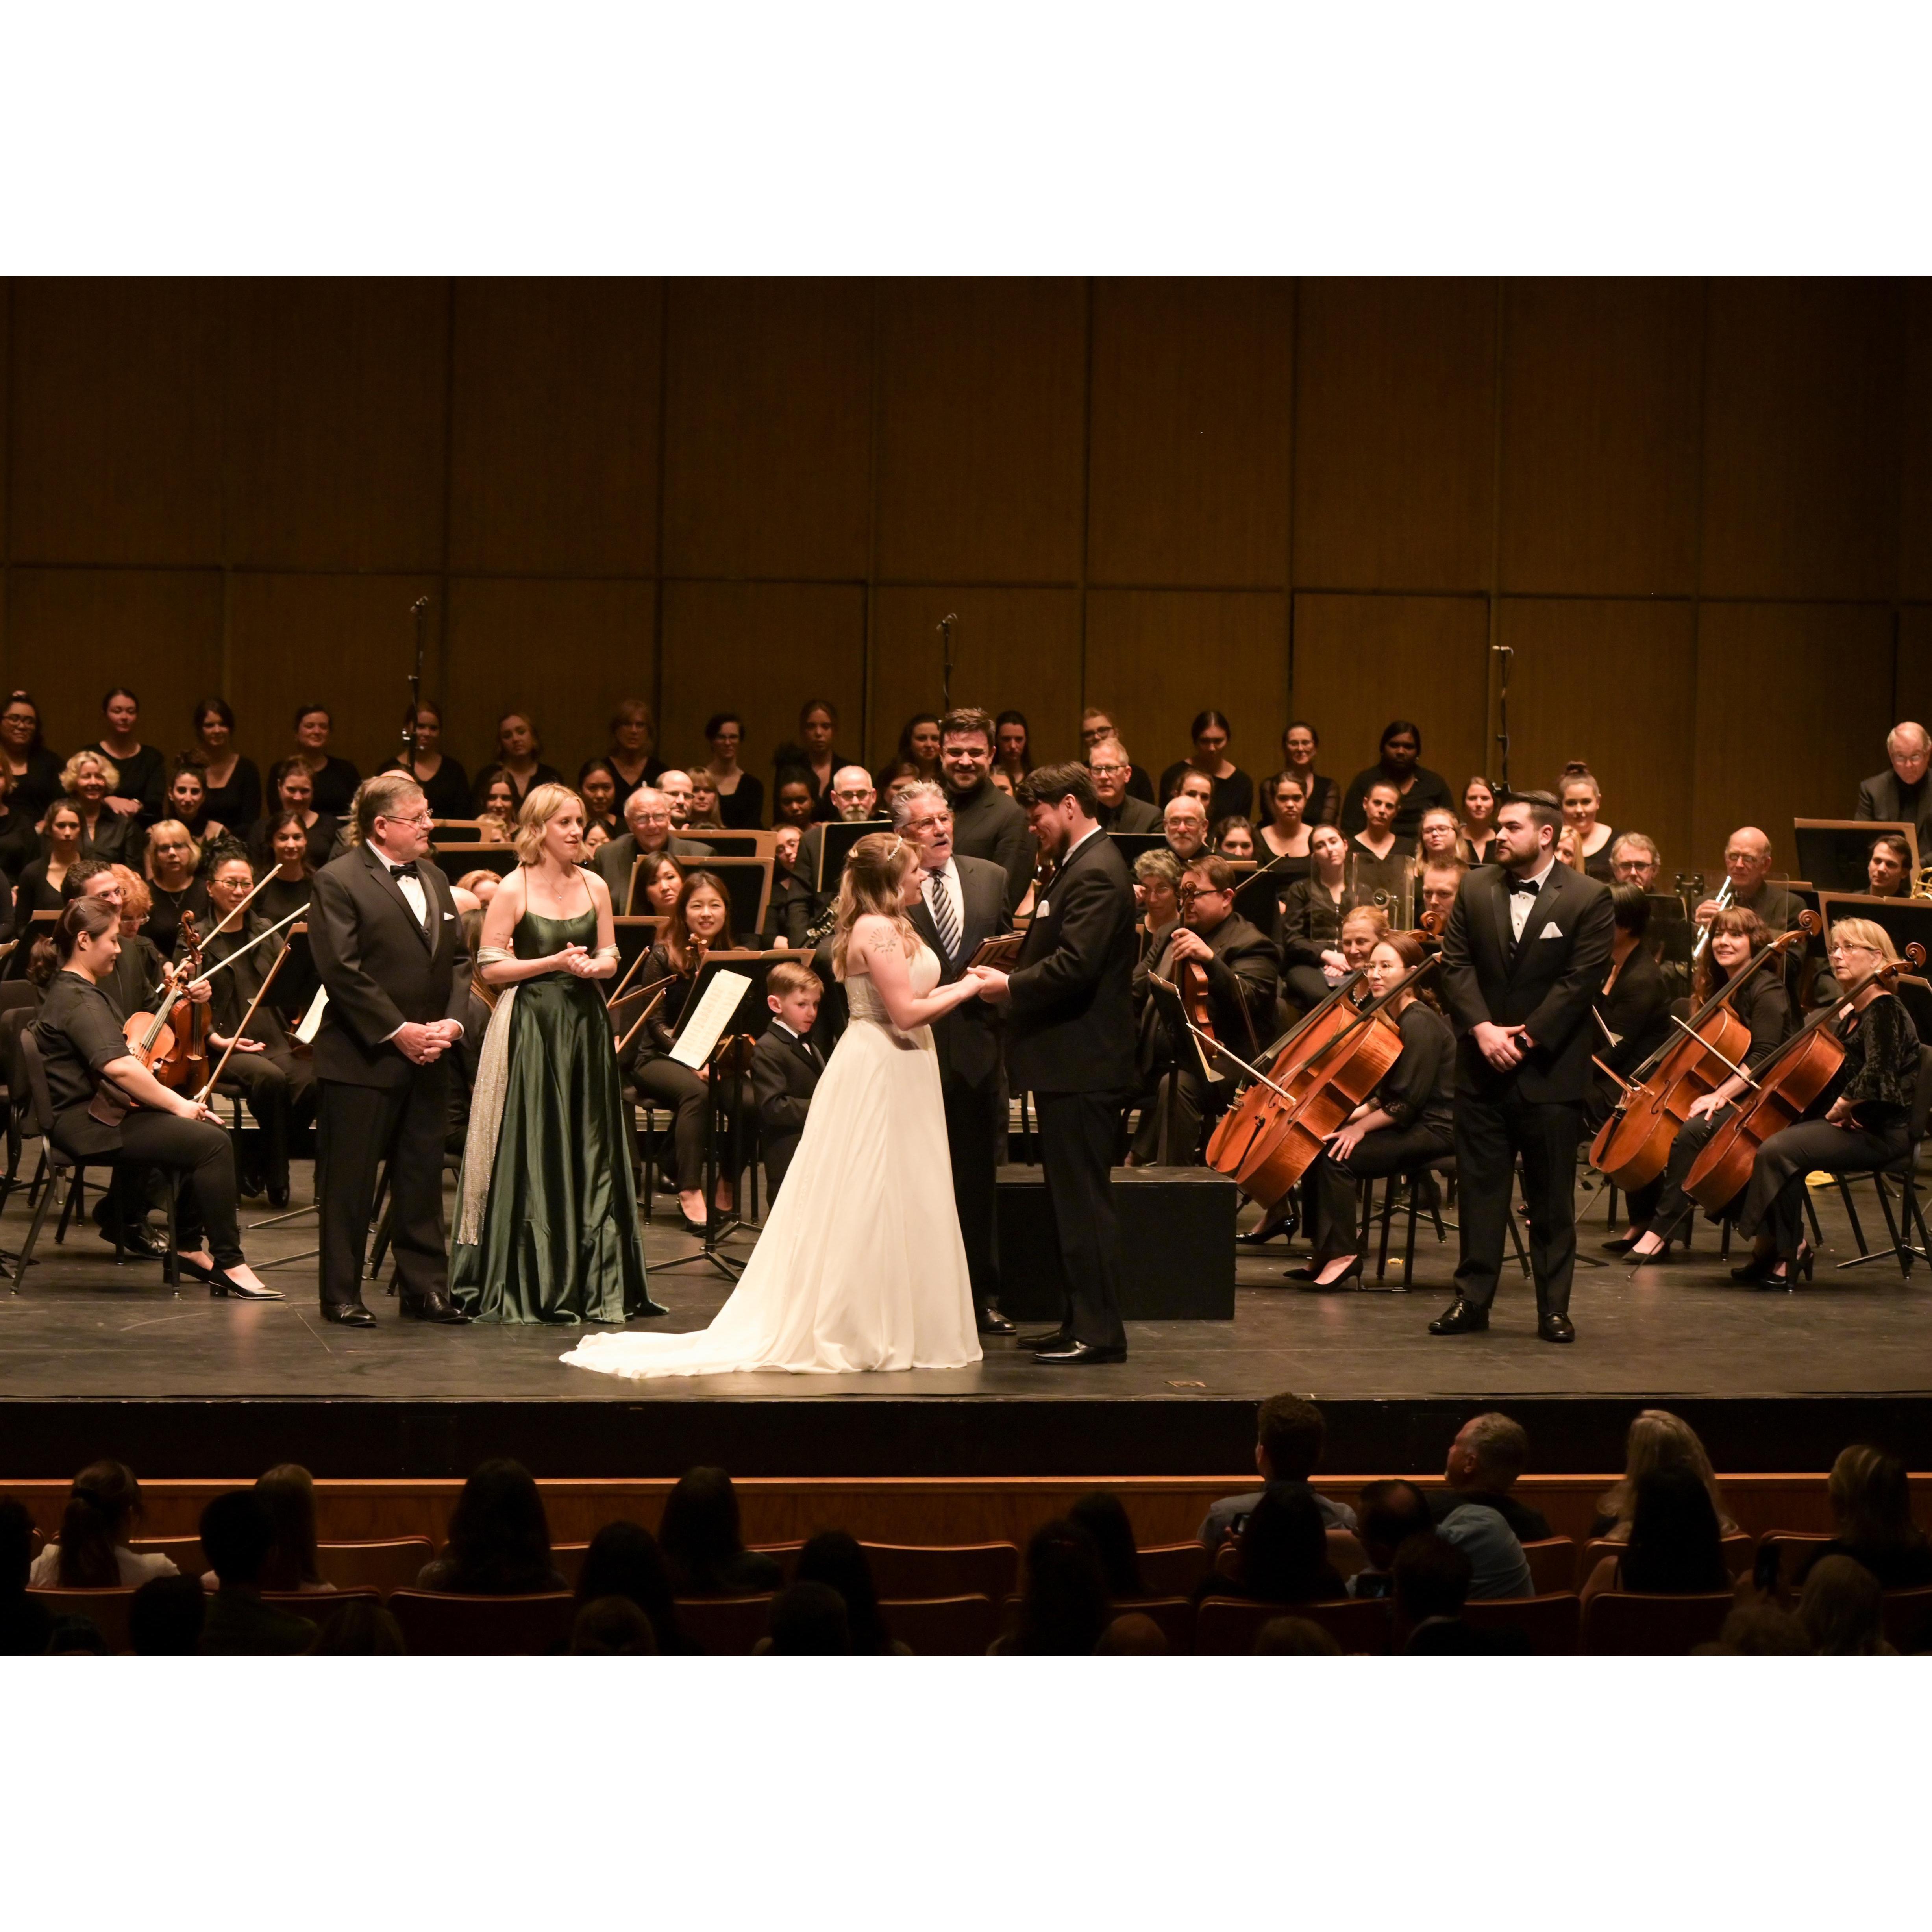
[[895, 781, 1017, 1337], [1433, 790, 1614, 1344], [307, 774, 472, 1327]]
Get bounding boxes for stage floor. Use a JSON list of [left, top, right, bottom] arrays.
[[1, 1162, 1927, 1477]]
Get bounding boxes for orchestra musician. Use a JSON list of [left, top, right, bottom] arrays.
[[1727, 920, 1922, 1289], [1337, 905, 1392, 985], [1340, 720, 1453, 841], [32, 897, 279, 1299], [1418, 857, 1467, 936], [1132, 849, 1184, 959], [1088, 738, 1161, 834], [1585, 883, 1675, 1145], [1854, 721, 1932, 848], [1287, 931, 1455, 1290], [1277, 823, 1358, 1010], [1621, 904, 1796, 1261], [1433, 790, 1615, 1344], [141, 822, 211, 960], [1866, 833, 1913, 898], [794, 766, 883, 933], [1696, 828, 1800, 934], [1279, 722, 1341, 829], [1609, 833, 1662, 890], [1558, 762, 1618, 880], [592, 788, 705, 913]]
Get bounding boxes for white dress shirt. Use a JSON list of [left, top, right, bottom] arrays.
[[1506, 854, 1560, 943]]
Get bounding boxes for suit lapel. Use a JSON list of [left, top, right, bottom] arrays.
[[1509, 868, 1567, 977], [1488, 869, 1516, 966], [363, 846, 433, 951]]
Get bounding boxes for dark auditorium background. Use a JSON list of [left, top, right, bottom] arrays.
[[0, 276, 1923, 862]]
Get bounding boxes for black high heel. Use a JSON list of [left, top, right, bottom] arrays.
[[1294, 1257, 1364, 1292], [1238, 1208, 1296, 1247], [1758, 1243, 1814, 1290], [1627, 1239, 1677, 1267], [1601, 1235, 1640, 1255], [1730, 1252, 1777, 1284], [209, 1268, 284, 1302]]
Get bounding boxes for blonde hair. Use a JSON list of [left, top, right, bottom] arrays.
[[61, 749, 120, 794], [830, 831, 918, 977], [1829, 917, 1899, 966], [513, 782, 585, 865], [143, 818, 202, 877], [1597, 1408, 1737, 1537]]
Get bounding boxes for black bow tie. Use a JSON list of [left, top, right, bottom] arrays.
[[389, 862, 420, 881], [1507, 875, 1542, 897]]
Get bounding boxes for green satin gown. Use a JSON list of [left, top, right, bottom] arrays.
[[450, 904, 656, 1323]]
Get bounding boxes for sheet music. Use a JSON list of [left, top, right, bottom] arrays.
[[670, 969, 751, 1070], [295, 986, 328, 1044]]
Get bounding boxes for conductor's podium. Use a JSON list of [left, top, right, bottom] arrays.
[[994, 1165, 1236, 1321]]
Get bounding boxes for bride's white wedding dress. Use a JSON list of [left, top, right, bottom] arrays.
[[560, 940, 982, 1378]]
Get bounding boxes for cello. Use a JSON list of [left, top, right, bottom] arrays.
[[1590, 914, 1815, 1191], [1683, 940, 1926, 1214], [1203, 969, 1366, 1178]]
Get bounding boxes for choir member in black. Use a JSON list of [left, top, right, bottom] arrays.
[[1278, 824, 1358, 1011], [476, 710, 563, 812], [699, 712, 765, 830], [994, 711, 1032, 790], [686, 770, 727, 835], [1414, 807, 1462, 875], [250, 813, 318, 1025], [1459, 775, 1500, 865], [190, 697, 263, 835], [1622, 905, 1797, 1261], [1254, 772, 1314, 878], [1162, 795, 1210, 866], [32, 897, 279, 1298], [1434, 790, 1615, 1344], [605, 698, 667, 809], [1158, 710, 1254, 828], [15, 800, 87, 937], [1127, 856, 1278, 1165], [940, 708, 1034, 908], [289, 705, 361, 818], [628, 870, 739, 1232], [1081, 708, 1157, 804], [1695, 827, 1799, 934], [879, 762, 927, 816], [1277, 722, 1338, 829], [1866, 833, 1913, 898], [1089, 738, 1161, 834], [1730, 920, 1921, 1288], [394, 700, 470, 820], [0, 764, 38, 882], [191, 852, 318, 1207], [163, 763, 221, 849], [1854, 721, 1932, 850], [141, 821, 212, 961], [750, 960, 824, 1200], [1586, 884, 1675, 1138], [1556, 762, 1617, 880], [1346, 779, 1416, 905], [94, 689, 167, 826], [1340, 721, 1453, 841], [773, 699, 851, 822], [767, 825, 810, 947], [1214, 817, 1256, 860], [773, 770, 817, 829], [577, 759, 622, 849], [880, 713, 944, 793], [260, 759, 339, 873], [1288, 931, 1456, 1290], [474, 771, 519, 843], [0, 691, 65, 823], [1609, 832, 1662, 890], [63, 752, 144, 866]]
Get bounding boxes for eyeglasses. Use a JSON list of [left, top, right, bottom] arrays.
[[1089, 763, 1128, 778], [385, 812, 435, 830]]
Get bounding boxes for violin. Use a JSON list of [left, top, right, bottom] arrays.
[[1682, 942, 1925, 1213], [123, 912, 212, 1092], [1590, 915, 1815, 1191], [1173, 882, 1218, 1050]]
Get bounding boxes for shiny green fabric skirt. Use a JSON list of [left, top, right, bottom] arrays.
[[450, 974, 652, 1323]]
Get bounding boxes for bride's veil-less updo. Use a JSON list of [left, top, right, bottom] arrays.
[[831, 832, 918, 978]]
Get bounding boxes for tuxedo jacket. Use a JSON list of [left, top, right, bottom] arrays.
[[906, 853, 1011, 1094], [750, 1023, 822, 1195], [307, 844, 471, 1088], [1439, 862, 1615, 1104], [1004, 827, 1138, 1096], [1099, 795, 1162, 835]]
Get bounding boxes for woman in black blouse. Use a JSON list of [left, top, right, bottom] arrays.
[[141, 820, 213, 960], [1339, 720, 1453, 841], [1558, 762, 1618, 881], [1624, 906, 1796, 1262], [1287, 931, 1455, 1290], [1459, 775, 1500, 865], [993, 711, 1032, 790], [604, 699, 666, 809], [577, 759, 623, 849], [479, 711, 563, 811], [0, 765, 39, 881], [259, 760, 340, 873], [63, 751, 144, 867], [14, 799, 86, 939], [1728, 919, 1921, 1287], [0, 690, 66, 823], [1256, 771, 1315, 877], [1346, 779, 1416, 907], [1158, 710, 1254, 827], [1276, 824, 1358, 1012], [190, 697, 263, 834], [289, 705, 361, 818], [1279, 722, 1340, 828], [699, 712, 765, 830], [250, 812, 320, 1025], [95, 688, 167, 825], [397, 700, 471, 820]]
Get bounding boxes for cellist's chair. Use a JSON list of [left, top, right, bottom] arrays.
[[6, 1032, 180, 1291], [1829, 1044, 1932, 1277], [1360, 1154, 1530, 1288]]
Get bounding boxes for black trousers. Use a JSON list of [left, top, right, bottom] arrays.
[[1032, 1088, 1129, 1352], [1632, 1107, 1730, 1238], [1304, 1123, 1453, 1260], [1453, 1089, 1584, 1318], [317, 1071, 452, 1311], [942, 1076, 1005, 1317], [222, 1049, 318, 1192], [632, 1056, 737, 1193], [59, 1111, 243, 1266], [1738, 1116, 1910, 1256], [1283, 964, 1332, 1012], [1128, 1065, 1227, 1165]]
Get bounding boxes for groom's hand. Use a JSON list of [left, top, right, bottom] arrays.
[[974, 969, 1011, 1003]]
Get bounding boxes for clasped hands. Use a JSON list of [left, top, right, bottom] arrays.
[[971, 965, 1010, 1003], [1473, 1020, 1531, 1070], [393, 1018, 464, 1065], [551, 942, 603, 979]]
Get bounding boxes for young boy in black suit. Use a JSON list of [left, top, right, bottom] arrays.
[[751, 960, 824, 1201]]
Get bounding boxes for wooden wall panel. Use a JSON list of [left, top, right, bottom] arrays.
[[660, 279, 871, 581], [225, 279, 450, 572], [1500, 279, 1704, 597], [9, 280, 225, 566], [1083, 591, 1287, 786], [874, 279, 1086, 585], [1086, 278, 1292, 588], [657, 581, 866, 782], [226, 572, 442, 781], [444, 578, 656, 790], [1290, 594, 1489, 794], [5, 569, 224, 757], [448, 278, 661, 576], [1690, 602, 1896, 864], [1901, 280, 1931, 601], [1896, 607, 1932, 732], [868, 588, 1083, 771], [1496, 599, 1699, 867], [1700, 279, 1905, 600], [1293, 279, 1498, 592]]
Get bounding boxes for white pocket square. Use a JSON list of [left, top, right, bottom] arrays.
[[1539, 921, 1563, 939], [443, 912, 455, 920], [1036, 899, 1050, 917]]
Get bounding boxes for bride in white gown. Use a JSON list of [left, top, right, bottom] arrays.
[[561, 832, 991, 1379]]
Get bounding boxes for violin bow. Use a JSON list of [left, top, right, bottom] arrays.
[[614, 980, 672, 1057], [1149, 975, 1296, 1100], [193, 944, 289, 1105], [182, 903, 308, 990]]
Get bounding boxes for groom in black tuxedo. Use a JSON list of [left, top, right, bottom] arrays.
[[307, 773, 472, 1327], [895, 780, 1016, 1337], [977, 762, 1137, 1365], [1434, 789, 1614, 1344]]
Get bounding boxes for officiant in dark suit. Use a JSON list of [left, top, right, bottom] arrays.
[[976, 762, 1137, 1365], [895, 781, 1016, 1337], [1433, 790, 1614, 1345], [307, 773, 472, 1327]]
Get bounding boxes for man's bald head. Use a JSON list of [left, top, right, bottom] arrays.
[[1888, 722, 1932, 786], [829, 766, 877, 821], [1725, 826, 1773, 892]]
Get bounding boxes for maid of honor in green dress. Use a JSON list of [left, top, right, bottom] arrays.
[[450, 784, 664, 1323]]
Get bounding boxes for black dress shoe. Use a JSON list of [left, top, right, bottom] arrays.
[[1018, 1328, 1071, 1351], [99, 1224, 170, 1261], [322, 1301, 376, 1326], [209, 1269, 285, 1302], [268, 1181, 291, 1210], [976, 1305, 1017, 1336], [1538, 1312, 1575, 1344], [399, 1290, 470, 1324], [1429, 1298, 1490, 1336], [1033, 1339, 1128, 1365]]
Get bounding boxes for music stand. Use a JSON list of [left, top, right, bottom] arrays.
[[1108, 832, 1170, 867], [1235, 856, 1307, 931], [1817, 893, 1932, 965], [1795, 819, 1919, 894], [436, 840, 518, 878], [814, 818, 891, 893]]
